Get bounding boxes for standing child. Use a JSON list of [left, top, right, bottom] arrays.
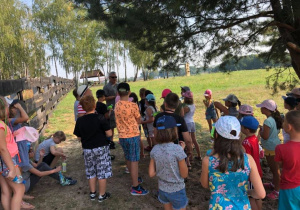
[[114, 82, 148, 195], [74, 95, 112, 201], [0, 96, 25, 210], [240, 116, 263, 210], [275, 110, 300, 209], [282, 96, 298, 143], [73, 89, 80, 121], [96, 89, 110, 119], [149, 115, 188, 210], [256, 99, 282, 199], [183, 91, 201, 161], [141, 94, 157, 150], [203, 89, 218, 132], [238, 104, 254, 119], [214, 94, 241, 117], [200, 116, 265, 209]]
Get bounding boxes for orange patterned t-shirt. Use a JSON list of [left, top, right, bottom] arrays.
[[115, 100, 140, 138]]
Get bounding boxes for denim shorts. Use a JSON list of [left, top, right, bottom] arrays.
[[119, 136, 140, 162], [158, 188, 188, 210], [0, 155, 19, 172], [186, 122, 196, 133], [205, 106, 217, 120]]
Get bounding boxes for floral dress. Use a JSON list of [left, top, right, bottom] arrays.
[[208, 153, 251, 210]]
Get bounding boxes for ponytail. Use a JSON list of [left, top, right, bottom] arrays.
[[237, 100, 241, 107], [271, 109, 283, 130]]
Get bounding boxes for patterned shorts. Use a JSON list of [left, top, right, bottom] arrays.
[[83, 146, 112, 180], [119, 136, 140, 162], [0, 155, 19, 172]]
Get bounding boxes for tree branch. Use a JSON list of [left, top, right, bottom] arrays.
[[272, 21, 296, 32], [287, 42, 300, 53]]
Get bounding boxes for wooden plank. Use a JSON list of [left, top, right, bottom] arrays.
[[0, 79, 25, 96]]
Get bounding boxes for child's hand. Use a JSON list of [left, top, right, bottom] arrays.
[[54, 166, 62, 173], [7, 168, 17, 180], [14, 103, 21, 109], [179, 141, 186, 149], [39, 148, 45, 157]]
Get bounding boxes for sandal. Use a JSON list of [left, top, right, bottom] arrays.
[[21, 201, 35, 209]]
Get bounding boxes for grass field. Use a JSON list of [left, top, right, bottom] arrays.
[[30, 68, 297, 210]]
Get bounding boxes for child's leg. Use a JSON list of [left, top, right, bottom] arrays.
[[98, 179, 106, 196], [140, 137, 145, 158], [191, 132, 201, 158], [129, 161, 139, 187], [0, 175, 12, 210], [249, 198, 261, 210], [206, 119, 212, 132], [7, 180, 25, 210], [88, 177, 97, 193], [266, 155, 280, 191], [50, 147, 64, 168], [150, 137, 156, 147], [163, 203, 173, 210]]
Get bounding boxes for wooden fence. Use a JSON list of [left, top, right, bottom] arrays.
[[0, 76, 74, 134]]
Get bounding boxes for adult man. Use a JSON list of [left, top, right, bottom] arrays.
[[103, 72, 118, 139], [77, 85, 92, 118]]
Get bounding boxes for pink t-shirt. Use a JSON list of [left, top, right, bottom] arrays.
[[0, 121, 18, 157]]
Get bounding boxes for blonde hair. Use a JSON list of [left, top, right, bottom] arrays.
[[0, 96, 8, 121], [53, 131, 66, 141]]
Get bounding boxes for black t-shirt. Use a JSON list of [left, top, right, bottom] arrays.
[[139, 99, 146, 117], [153, 112, 188, 141], [73, 114, 110, 149], [96, 102, 108, 115]]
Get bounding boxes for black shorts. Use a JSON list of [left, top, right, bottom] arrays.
[[42, 153, 55, 165]]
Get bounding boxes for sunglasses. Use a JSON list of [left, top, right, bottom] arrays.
[[110, 76, 117, 79]]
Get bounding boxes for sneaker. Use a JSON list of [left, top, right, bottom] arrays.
[[138, 176, 143, 184], [61, 178, 77, 186], [267, 190, 279, 200], [90, 192, 97, 200], [263, 182, 275, 190], [98, 192, 111, 202], [130, 185, 149, 196], [109, 154, 115, 161], [124, 167, 130, 174]]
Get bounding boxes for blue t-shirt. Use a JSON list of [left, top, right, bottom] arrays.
[[260, 116, 281, 151], [9, 118, 22, 132], [74, 100, 79, 121], [150, 143, 187, 193]]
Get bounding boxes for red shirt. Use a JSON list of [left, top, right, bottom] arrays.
[[242, 135, 263, 177], [275, 141, 300, 189]]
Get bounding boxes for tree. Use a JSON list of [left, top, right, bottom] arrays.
[[75, 0, 300, 84]]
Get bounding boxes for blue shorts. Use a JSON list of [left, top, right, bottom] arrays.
[[119, 136, 140, 162], [279, 186, 300, 210], [205, 106, 217, 120], [158, 188, 188, 210]]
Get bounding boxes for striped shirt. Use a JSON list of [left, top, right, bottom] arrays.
[[77, 104, 86, 115]]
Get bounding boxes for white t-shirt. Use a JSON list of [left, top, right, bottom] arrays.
[[184, 104, 195, 123]]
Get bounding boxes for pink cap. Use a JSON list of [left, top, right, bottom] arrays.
[[239, 104, 253, 115], [13, 126, 39, 143], [204, 89, 212, 96], [256, 99, 277, 111], [182, 91, 193, 98], [161, 89, 172, 99]]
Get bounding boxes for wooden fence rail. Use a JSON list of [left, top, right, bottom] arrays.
[[0, 76, 74, 134]]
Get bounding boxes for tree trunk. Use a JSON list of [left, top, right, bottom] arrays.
[[167, 71, 169, 78], [124, 48, 127, 82], [133, 67, 139, 82], [54, 56, 58, 77]]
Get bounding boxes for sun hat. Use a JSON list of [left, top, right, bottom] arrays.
[[4, 97, 13, 105], [161, 89, 172, 99], [256, 99, 277, 111], [240, 116, 259, 130], [146, 94, 155, 102], [182, 91, 193, 99], [215, 116, 241, 140], [13, 126, 39, 143], [180, 86, 190, 92], [287, 87, 300, 98], [282, 96, 298, 108], [238, 104, 253, 115], [156, 115, 181, 130], [77, 85, 90, 98], [117, 82, 130, 92], [204, 89, 212, 96], [223, 94, 239, 103]]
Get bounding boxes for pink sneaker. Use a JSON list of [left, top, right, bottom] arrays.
[[267, 190, 279, 200], [263, 182, 274, 190]]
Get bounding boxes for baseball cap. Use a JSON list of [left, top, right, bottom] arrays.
[[77, 85, 89, 98], [182, 91, 193, 99], [282, 96, 298, 108], [240, 116, 259, 130], [204, 89, 212, 96], [223, 94, 239, 103], [180, 86, 190, 92], [117, 82, 130, 92], [96, 89, 105, 98], [256, 99, 277, 111], [156, 115, 181, 130], [146, 94, 155, 102], [161, 89, 172, 99], [215, 116, 241, 140], [238, 104, 253, 115], [287, 87, 300, 98]]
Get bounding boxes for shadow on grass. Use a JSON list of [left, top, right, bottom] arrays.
[[195, 122, 213, 156]]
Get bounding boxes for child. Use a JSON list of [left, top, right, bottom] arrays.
[[282, 96, 298, 143], [275, 110, 300, 209], [149, 115, 188, 210], [200, 116, 265, 209], [154, 93, 193, 170], [114, 82, 148, 195], [73, 89, 80, 121], [214, 94, 241, 117], [0, 96, 25, 210], [183, 91, 201, 161], [141, 94, 157, 150], [34, 131, 67, 168], [203, 89, 218, 132], [96, 89, 110, 119], [161, 88, 184, 117], [73, 95, 112, 201], [256, 99, 282, 199], [240, 116, 263, 210], [238, 104, 254, 119]]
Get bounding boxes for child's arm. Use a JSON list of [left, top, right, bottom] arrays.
[[0, 129, 17, 180], [148, 158, 156, 177], [259, 124, 270, 140], [183, 106, 190, 114], [200, 156, 209, 188], [141, 108, 154, 124], [36, 149, 45, 165], [203, 99, 209, 108], [10, 103, 29, 124], [213, 101, 229, 115], [178, 141, 188, 178], [248, 154, 266, 199], [105, 129, 112, 137], [50, 145, 65, 158], [29, 166, 61, 177]]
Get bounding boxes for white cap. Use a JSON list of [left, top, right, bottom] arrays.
[[215, 116, 241, 140], [77, 85, 89, 98], [4, 97, 13, 105]]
